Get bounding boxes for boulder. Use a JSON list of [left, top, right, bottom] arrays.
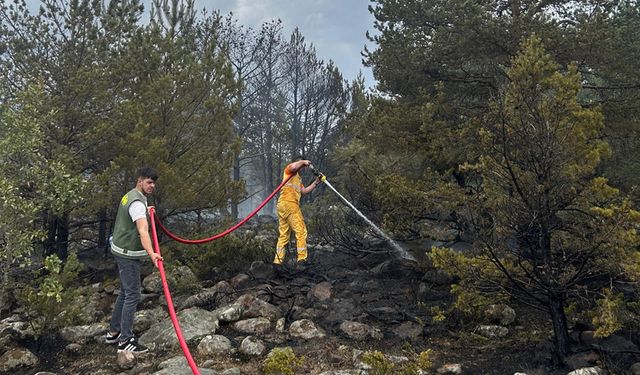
[[140, 307, 219, 350], [289, 319, 326, 340], [142, 272, 163, 293], [566, 367, 604, 375], [339, 321, 383, 341], [476, 325, 509, 339], [309, 281, 333, 301], [391, 321, 423, 340], [152, 356, 218, 375], [59, 322, 108, 344], [197, 334, 234, 356], [0, 347, 39, 373], [484, 304, 516, 326], [239, 336, 266, 356], [437, 363, 463, 374], [232, 317, 272, 335], [248, 261, 275, 280]]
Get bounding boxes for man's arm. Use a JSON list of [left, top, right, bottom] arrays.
[[285, 159, 311, 175], [301, 175, 322, 195], [135, 219, 163, 267]]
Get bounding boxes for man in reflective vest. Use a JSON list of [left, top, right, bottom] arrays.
[[274, 156, 322, 266], [105, 167, 163, 353]]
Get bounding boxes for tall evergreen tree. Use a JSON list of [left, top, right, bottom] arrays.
[[430, 35, 640, 359]]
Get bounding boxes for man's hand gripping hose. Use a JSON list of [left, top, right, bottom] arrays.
[[309, 164, 326, 184]]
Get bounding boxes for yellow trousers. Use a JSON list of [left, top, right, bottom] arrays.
[[274, 201, 307, 264]]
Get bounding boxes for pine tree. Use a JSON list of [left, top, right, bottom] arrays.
[[430, 35, 640, 359]]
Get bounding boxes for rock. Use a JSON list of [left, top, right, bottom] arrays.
[[239, 336, 266, 356], [484, 304, 516, 326], [565, 351, 600, 370], [476, 325, 509, 339], [236, 294, 280, 321], [300, 308, 323, 319], [232, 317, 272, 335], [213, 303, 243, 323], [0, 347, 39, 373], [104, 284, 116, 294], [248, 261, 275, 279], [391, 321, 423, 340], [60, 322, 108, 344], [140, 307, 219, 350], [326, 299, 362, 324], [368, 306, 402, 321], [249, 283, 274, 302], [0, 316, 36, 341], [172, 265, 199, 289], [275, 318, 286, 333], [309, 281, 332, 301], [152, 356, 218, 375], [566, 367, 604, 375], [197, 334, 234, 356], [592, 334, 639, 354], [437, 363, 463, 374], [182, 281, 234, 309], [230, 273, 251, 289], [630, 363, 640, 375], [65, 343, 82, 353], [134, 307, 168, 333], [289, 319, 326, 340], [370, 258, 421, 279], [221, 368, 242, 375], [116, 351, 136, 370], [339, 321, 383, 341], [142, 272, 163, 293], [387, 355, 410, 364], [579, 331, 596, 346]]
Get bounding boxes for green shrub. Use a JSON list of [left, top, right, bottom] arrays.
[[362, 351, 395, 375], [164, 233, 271, 281], [262, 347, 304, 375], [416, 349, 433, 371], [362, 349, 433, 375], [17, 252, 88, 338]]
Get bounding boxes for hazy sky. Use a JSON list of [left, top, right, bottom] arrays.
[[25, 0, 378, 86], [208, 0, 377, 86]]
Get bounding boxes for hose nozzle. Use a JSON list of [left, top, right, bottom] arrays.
[[309, 164, 320, 177]]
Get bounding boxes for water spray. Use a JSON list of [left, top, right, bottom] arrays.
[[310, 165, 416, 262]]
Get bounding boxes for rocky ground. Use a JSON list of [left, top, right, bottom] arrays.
[[1, 223, 639, 375]]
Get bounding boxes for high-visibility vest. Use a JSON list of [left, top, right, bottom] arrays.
[[111, 188, 148, 259]]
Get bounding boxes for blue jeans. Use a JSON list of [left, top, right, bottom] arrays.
[[109, 256, 141, 342]]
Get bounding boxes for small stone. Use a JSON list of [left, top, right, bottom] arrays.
[[116, 351, 136, 370]]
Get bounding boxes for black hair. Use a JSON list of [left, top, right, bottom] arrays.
[[292, 155, 304, 162], [136, 166, 159, 181]]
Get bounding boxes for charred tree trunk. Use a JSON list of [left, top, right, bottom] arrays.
[[45, 211, 56, 257], [55, 213, 69, 261], [97, 208, 108, 255], [231, 156, 241, 219], [45, 212, 69, 261], [548, 296, 570, 361]]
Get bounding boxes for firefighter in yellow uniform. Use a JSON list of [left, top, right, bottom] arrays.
[[274, 156, 322, 265]]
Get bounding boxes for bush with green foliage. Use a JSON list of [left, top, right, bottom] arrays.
[[361, 350, 433, 375], [18, 253, 88, 338], [164, 232, 272, 281], [262, 347, 304, 375]]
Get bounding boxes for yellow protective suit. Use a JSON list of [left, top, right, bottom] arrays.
[[274, 165, 308, 264]]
